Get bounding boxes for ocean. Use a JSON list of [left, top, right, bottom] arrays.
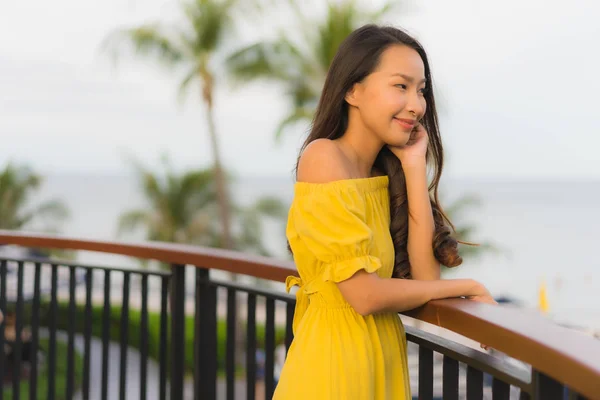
[[26, 173, 600, 331]]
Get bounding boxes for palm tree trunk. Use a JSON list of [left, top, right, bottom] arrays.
[[202, 74, 246, 371], [202, 82, 233, 252]]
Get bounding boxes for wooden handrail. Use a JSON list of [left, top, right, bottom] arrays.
[[0, 230, 295, 282], [405, 300, 600, 398], [1, 230, 599, 398]]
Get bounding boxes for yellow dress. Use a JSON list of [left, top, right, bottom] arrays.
[[273, 176, 411, 399]]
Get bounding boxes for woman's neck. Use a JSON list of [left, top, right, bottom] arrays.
[[336, 119, 384, 178]]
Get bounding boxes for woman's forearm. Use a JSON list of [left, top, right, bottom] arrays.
[[370, 276, 480, 313], [404, 160, 440, 280], [337, 270, 483, 316]]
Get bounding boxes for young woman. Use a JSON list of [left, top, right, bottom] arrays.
[[273, 24, 496, 399]]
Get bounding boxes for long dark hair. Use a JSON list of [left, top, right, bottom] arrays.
[[295, 24, 466, 279]]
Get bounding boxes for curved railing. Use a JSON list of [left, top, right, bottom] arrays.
[[1, 230, 599, 399]]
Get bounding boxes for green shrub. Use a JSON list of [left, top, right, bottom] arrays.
[[39, 301, 286, 374]]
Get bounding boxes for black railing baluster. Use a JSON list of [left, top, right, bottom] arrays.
[[207, 280, 218, 397], [264, 298, 276, 399], [519, 389, 532, 400], [443, 355, 459, 400], [194, 267, 217, 400], [29, 262, 42, 400], [567, 388, 586, 400], [226, 288, 236, 400], [159, 275, 169, 400], [466, 365, 483, 400], [246, 293, 257, 400], [170, 264, 186, 400], [407, 326, 533, 397], [48, 264, 58, 400], [83, 269, 93, 400], [12, 261, 24, 400], [194, 269, 202, 400], [101, 269, 111, 400], [533, 371, 564, 400], [66, 266, 77, 400], [119, 272, 131, 400], [285, 302, 294, 352], [140, 274, 149, 400], [492, 378, 510, 399], [418, 346, 434, 400], [0, 260, 6, 400]]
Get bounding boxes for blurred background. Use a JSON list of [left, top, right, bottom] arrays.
[[1, 0, 599, 352]]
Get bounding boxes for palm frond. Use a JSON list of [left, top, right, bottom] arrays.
[[182, 0, 236, 54], [127, 157, 167, 211], [177, 66, 200, 104], [102, 24, 186, 69], [117, 210, 151, 236], [314, 1, 362, 70], [274, 107, 313, 141], [0, 163, 68, 231], [444, 194, 482, 218], [235, 209, 269, 256], [287, 80, 320, 109], [227, 41, 300, 83], [251, 196, 287, 218], [171, 169, 217, 226], [180, 169, 217, 209], [16, 200, 69, 229], [0, 164, 41, 216]]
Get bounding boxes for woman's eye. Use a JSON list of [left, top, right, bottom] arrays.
[[395, 84, 407, 89], [419, 87, 428, 95]]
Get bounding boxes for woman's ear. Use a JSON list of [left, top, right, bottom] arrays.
[[345, 83, 361, 107]]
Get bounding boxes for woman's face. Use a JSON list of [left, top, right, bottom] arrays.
[[347, 44, 427, 147]]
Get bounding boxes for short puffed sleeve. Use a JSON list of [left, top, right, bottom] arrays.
[[287, 181, 382, 283]]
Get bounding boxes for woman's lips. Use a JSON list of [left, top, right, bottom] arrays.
[[394, 118, 416, 130]]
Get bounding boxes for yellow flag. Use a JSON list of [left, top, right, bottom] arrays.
[[538, 280, 549, 313]]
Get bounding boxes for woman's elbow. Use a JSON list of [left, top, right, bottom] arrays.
[[351, 292, 381, 316], [337, 271, 384, 316], [344, 286, 383, 316]]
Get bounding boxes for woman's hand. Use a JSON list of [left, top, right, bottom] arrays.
[[387, 122, 429, 167], [467, 294, 498, 305], [466, 281, 498, 351], [466, 281, 498, 306]]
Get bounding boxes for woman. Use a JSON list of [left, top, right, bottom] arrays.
[[273, 24, 496, 399]]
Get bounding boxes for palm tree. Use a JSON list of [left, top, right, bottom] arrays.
[[118, 156, 286, 368], [227, 0, 396, 141], [441, 193, 500, 268], [103, 0, 246, 252], [118, 159, 219, 247], [0, 163, 68, 232], [117, 156, 286, 262], [236, 196, 288, 257], [0, 163, 71, 259]]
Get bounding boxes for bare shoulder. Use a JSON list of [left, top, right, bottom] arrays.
[[297, 139, 352, 183]]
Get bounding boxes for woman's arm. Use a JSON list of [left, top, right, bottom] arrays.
[[404, 159, 441, 280], [337, 270, 492, 316]]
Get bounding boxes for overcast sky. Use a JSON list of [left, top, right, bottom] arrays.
[[1, 0, 599, 179]]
